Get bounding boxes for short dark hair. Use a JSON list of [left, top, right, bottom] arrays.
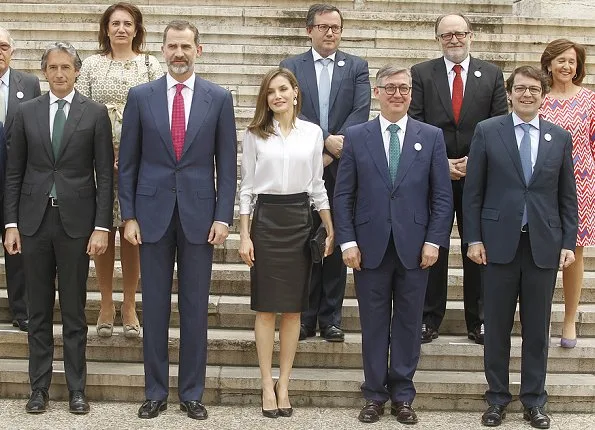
[[540, 38, 586, 86], [41, 42, 82, 71], [163, 20, 200, 46], [306, 4, 343, 27], [434, 13, 473, 36], [505, 65, 549, 95], [98, 2, 146, 55]]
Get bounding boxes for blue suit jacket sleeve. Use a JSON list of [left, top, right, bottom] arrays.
[[0, 123, 6, 199], [118, 86, 142, 221], [333, 125, 358, 245]]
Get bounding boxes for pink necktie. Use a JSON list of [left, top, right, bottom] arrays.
[[171, 83, 185, 161], [452, 64, 463, 124]]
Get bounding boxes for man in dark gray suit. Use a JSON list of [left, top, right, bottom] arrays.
[[409, 14, 508, 345], [463, 66, 577, 429], [280, 3, 371, 342], [0, 27, 41, 332], [4, 42, 113, 415]]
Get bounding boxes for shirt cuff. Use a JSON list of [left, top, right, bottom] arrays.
[[340, 241, 358, 252], [468, 241, 483, 246], [94, 227, 110, 232], [214, 221, 229, 228], [5, 223, 17, 229], [424, 242, 439, 249]]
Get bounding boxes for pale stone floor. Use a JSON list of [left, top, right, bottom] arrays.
[[0, 400, 594, 430]]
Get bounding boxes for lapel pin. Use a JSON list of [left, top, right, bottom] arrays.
[[544, 133, 552, 141], [414, 143, 422, 151], [337, 60, 345, 67], [474, 71, 482, 78], [16, 91, 24, 99]]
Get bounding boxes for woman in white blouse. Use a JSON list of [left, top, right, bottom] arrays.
[[239, 68, 334, 418]]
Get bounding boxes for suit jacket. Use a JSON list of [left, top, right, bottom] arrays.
[[4, 91, 113, 237], [4, 68, 41, 146], [334, 116, 453, 270], [0, 123, 6, 199], [280, 49, 371, 201], [463, 114, 578, 268], [118, 74, 237, 244], [409, 56, 508, 159]]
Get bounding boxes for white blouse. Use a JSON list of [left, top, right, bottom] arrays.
[[239, 118, 330, 215]]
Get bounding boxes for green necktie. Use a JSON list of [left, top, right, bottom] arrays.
[[388, 123, 400, 183], [50, 99, 67, 197]]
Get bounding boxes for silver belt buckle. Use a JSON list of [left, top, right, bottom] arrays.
[[50, 197, 59, 207], [521, 224, 528, 233]]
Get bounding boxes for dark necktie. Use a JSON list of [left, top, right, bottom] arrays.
[[519, 123, 533, 227], [171, 83, 185, 161], [50, 99, 67, 198], [452, 64, 463, 124], [388, 123, 401, 183]]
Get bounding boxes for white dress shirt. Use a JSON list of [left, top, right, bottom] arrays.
[[312, 48, 336, 89], [444, 55, 470, 96], [340, 114, 438, 252], [239, 117, 330, 215], [0, 67, 9, 120], [166, 73, 194, 129]]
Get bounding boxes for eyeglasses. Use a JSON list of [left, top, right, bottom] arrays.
[[437, 31, 471, 42], [377, 84, 412, 96], [513, 85, 542, 95], [311, 24, 343, 34]]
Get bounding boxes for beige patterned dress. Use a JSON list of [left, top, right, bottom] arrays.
[[76, 53, 163, 226]]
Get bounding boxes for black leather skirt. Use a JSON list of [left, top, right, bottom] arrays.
[[250, 192, 312, 313]]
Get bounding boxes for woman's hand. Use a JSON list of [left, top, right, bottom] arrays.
[[239, 237, 255, 267], [324, 231, 334, 257]]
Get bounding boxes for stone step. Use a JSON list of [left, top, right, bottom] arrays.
[[0, 358, 592, 412], [1, 323, 593, 373], [1, 288, 595, 336]]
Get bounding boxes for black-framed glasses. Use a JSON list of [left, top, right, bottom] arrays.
[[377, 84, 412, 96], [513, 85, 542, 95], [311, 24, 343, 34], [437, 31, 471, 41]]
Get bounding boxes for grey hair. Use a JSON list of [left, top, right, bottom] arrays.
[[375, 65, 411, 86], [0, 27, 15, 49], [40, 42, 82, 71]]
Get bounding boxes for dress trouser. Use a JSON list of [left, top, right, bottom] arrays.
[[22, 203, 89, 392], [483, 231, 557, 408], [424, 178, 483, 332], [140, 204, 213, 402]]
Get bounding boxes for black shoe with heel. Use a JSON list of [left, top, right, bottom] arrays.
[[261, 388, 278, 418], [274, 381, 293, 417]]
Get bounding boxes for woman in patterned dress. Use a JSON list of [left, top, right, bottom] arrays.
[[76, 2, 163, 338], [540, 39, 595, 348]]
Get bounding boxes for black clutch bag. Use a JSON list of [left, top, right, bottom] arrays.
[[309, 223, 327, 264]]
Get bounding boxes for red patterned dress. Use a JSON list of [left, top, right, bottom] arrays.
[[540, 87, 595, 246]]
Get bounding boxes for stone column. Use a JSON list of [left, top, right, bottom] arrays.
[[513, 0, 595, 19]]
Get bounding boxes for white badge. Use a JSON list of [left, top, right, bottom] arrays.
[[474, 71, 482, 78], [414, 143, 422, 151], [16, 91, 24, 99], [337, 60, 345, 67], [544, 133, 552, 142]]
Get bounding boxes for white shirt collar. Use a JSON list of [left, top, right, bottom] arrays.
[[166, 73, 195, 91], [379, 113, 408, 134], [0, 67, 10, 87], [311, 48, 336, 63], [444, 55, 471, 73], [49, 89, 75, 105], [512, 112, 540, 130]]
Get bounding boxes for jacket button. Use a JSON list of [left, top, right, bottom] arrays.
[[387, 218, 391, 223], [171, 187, 176, 192]]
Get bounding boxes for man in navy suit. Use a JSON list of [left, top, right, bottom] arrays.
[[334, 65, 453, 424], [119, 21, 237, 420], [463, 66, 577, 429], [280, 3, 371, 342]]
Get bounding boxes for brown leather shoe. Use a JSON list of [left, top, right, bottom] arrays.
[[358, 400, 384, 423], [391, 401, 418, 424]]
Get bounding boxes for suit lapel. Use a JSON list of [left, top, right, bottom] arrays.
[[35, 94, 53, 162], [328, 50, 346, 111], [393, 118, 420, 190], [530, 119, 555, 185], [182, 75, 212, 159], [458, 57, 480, 125], [148, 76, 176, 162], [56, 91, 86, 161], [364, 117, 392, 190], [432, 59, 455, 123], [497, 114, 525, 183], [300, 52, 320, 120], [6, 69, 24, 127]]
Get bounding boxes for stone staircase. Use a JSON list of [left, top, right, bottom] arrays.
[[1, 0, 595, 413]]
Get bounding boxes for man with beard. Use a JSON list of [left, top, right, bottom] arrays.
[[118, 20, 237, 420], [409, 14, 508, 345]]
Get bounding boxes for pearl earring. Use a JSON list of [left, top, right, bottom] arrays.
[[293, 97, 297, 106]]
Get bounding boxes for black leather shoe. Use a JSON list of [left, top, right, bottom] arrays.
[[180, 400, 208, 420], [421, 323, 438, 344], [468, 323, 485, 345], [299, 325, 315, 341], [68, 391, 90, 414], [321, 325, 344, 342], [481, 404, 506, 427], [13, 319, 29, 332], [391, 401, 418, 424], [138, 399, 167, 419], [358, 400, 384, 423], [523, 406, 550, 429], [25, 389, 49, 413]]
